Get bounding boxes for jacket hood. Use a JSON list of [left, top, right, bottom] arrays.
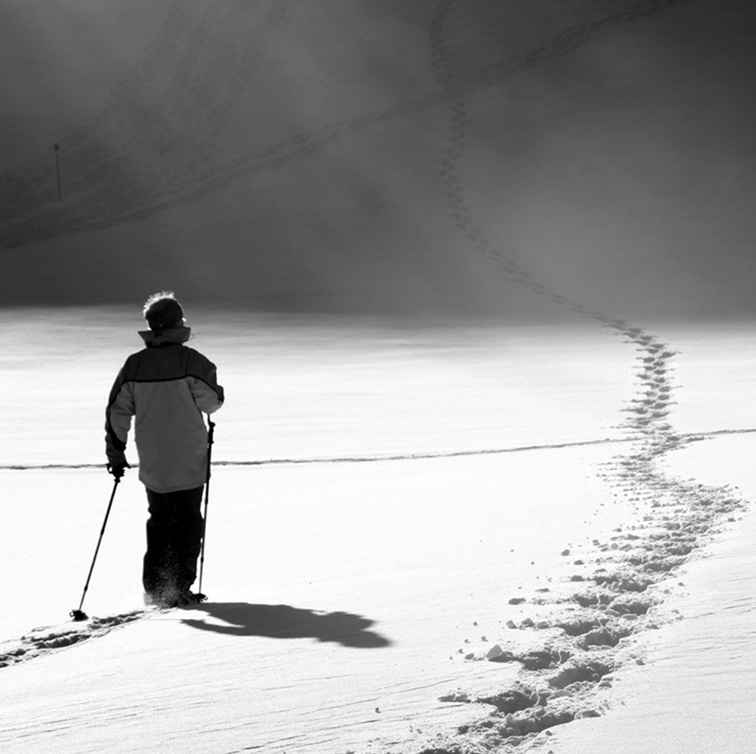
[[138, 326, 192, 347]]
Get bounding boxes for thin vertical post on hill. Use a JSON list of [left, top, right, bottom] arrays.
[[53, 143, 62, 201]]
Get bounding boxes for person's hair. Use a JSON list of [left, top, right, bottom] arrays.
[[142, 291, 185, 332]]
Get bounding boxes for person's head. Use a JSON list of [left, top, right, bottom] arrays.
[[142, 291, 185, 332]]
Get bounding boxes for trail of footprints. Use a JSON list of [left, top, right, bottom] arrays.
[[426, 326, 746, 752], [425, 1, 747, 752], [0, 611, 145, 669]]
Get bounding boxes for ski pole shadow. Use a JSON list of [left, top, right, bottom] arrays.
[[180, 602, 392, 648]]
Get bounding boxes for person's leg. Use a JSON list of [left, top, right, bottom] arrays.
[[172, 486, 204, 595], [143, 489, 180, 601]]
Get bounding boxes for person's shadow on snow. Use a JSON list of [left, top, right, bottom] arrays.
[[180, 602, 392, 648]]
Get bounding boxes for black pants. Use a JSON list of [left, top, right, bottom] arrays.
[[143, 486, 204, 597]]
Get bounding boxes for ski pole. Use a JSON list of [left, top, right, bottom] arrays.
[[70, 476, 121, 621], [196, 415, 215, 600]]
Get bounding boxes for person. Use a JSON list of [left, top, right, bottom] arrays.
[[105, 292, 224, 607]]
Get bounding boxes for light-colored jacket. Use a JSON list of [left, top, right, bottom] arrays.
[[105, 327, 224, 493]]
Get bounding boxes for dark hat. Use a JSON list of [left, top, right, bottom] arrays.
[[143, 293, 184, 332]]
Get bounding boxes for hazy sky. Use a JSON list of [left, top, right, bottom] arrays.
[[1, 0, 755, 321]]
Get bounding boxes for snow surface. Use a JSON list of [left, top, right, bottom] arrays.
[[3, 1, 756, 751], [2, 312, 756, 752], [551, 435, 756, 754]]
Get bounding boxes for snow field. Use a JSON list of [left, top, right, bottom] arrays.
[[1, 445, 637, 753], [550, 434, 756, 754], [2, 314, 756, 752]]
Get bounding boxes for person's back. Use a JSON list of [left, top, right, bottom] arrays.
[[105, 292, 224, 607]]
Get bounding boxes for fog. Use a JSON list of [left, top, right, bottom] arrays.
[[1, 0, 755, 320]]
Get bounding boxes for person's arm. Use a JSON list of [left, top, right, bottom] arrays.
[[105, 365, 135, 476], [187, 365, 224, 415]]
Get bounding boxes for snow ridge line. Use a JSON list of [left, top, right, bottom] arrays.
[[418, 1, 749, 752], [1, 427, 754, 472]]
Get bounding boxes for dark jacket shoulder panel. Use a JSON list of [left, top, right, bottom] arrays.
[[119, 346, 219, 391], [184, 347, 217, 378], [121, 346, 188, 383], [184, 347, 223, 401]]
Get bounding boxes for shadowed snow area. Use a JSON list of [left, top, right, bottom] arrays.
[[181, 603, 391, 648], [3, 0, 756, 320]]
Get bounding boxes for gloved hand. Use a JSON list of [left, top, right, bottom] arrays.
[[107, 462, 129, 479], [106, 451, 130, 479]]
